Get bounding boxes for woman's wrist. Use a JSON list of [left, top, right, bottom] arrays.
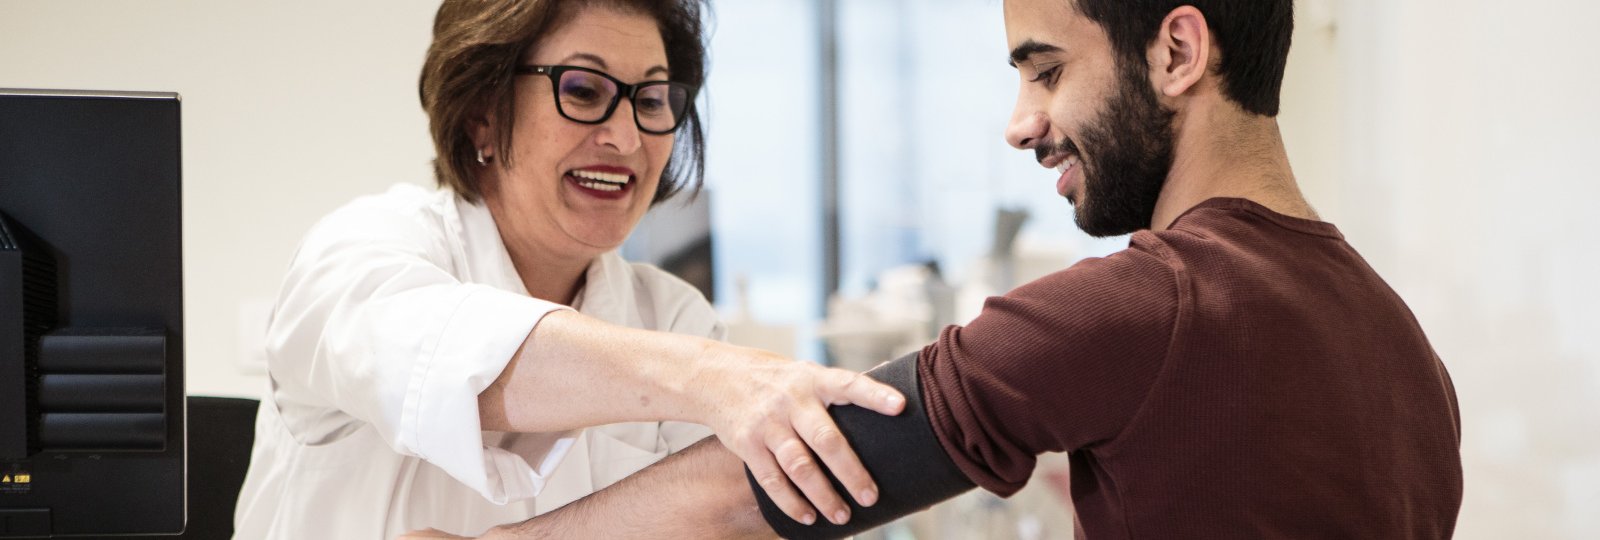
[[676, 338, 738, 426], [614, 324, 726, 425]]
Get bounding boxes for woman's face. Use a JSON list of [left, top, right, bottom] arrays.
[[480, 6, 674, 262]]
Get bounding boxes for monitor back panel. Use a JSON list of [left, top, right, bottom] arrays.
[[0, 90, 185, 537]]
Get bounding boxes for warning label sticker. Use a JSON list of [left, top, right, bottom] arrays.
[[0, 469, 31, 494]]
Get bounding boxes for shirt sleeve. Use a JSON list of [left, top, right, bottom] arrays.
[[918, 243, 1181, 496], [262, 193, 569, 504]]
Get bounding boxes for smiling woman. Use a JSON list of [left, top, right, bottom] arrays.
[[467, 4, 684, 302], [229, 1, 905, 539]]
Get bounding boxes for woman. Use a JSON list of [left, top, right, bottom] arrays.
[[232, 1, 900, 538]]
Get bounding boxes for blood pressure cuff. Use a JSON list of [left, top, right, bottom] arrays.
[[744, 351, 977, 539]]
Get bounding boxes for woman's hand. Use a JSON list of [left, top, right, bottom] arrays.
[[691, 342, 906, 527], [483, 310, 907, 527]]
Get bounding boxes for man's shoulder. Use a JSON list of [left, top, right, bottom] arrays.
[[1041, 237, 1185, 290], [1004, 241, 1185, 327]]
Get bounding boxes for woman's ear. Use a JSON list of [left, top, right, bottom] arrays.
[[469, 111, 496, 161], [1147, 5, 1211, 99]]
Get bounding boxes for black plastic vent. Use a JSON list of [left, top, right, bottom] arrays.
[[0, 212, 57, 459], [35, 328, 167, 451]]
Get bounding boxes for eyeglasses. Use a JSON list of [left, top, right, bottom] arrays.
[[514, 64, 695, 135]]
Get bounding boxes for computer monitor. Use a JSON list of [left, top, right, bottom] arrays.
[[0, 89, 185, 537]]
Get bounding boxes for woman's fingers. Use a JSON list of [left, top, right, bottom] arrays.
[[741, 438, 818, 525], [818, 366, 906, 416], [702, 347, 907, 525], [769, 426, 853, 525], [793, 407, 880, 509]]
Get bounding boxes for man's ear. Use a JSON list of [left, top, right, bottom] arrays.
[[1147, 5, 1211, 99]]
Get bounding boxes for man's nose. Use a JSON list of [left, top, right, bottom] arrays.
[[1005, 109, 1047, 150]]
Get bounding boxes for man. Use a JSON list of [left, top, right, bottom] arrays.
[[408, 0, 1463, 538]]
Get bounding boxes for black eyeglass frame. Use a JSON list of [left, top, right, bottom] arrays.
[[514, 64, 696, 135]]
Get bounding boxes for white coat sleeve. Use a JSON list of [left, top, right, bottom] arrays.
[[263, 194, 568, 504]]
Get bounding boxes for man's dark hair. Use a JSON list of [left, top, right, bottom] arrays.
[[1075, 0, 1293, 116]]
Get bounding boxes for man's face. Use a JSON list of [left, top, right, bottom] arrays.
[[1002, 0, 1176, 237]]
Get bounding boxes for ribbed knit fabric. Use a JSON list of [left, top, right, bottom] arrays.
[[918, 198, 1462, 539]]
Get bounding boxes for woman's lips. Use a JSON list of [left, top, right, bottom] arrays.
[[567, 167, 634, 200]]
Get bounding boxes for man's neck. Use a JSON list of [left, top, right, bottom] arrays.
[[1150, 107, 1318, 230]]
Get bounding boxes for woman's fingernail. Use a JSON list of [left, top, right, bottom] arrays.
[[833, 510, 850, 524], [860, 488, 878, 506], [801, 513, 816, 525]]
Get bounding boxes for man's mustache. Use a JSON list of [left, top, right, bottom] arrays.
[[1035, 136, 1081, 167]]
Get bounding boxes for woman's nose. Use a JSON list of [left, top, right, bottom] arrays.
[[595, 99, 643, 154]]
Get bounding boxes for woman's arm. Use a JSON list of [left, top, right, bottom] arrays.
[[404, 352, 975, 540], [479, 309, 906, 526]]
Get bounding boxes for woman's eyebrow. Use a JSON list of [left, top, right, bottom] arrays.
[[557, 52, 670, 79]]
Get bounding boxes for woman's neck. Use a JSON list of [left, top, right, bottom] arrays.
[[507, 244, 589, 306], [482, 201, 593, 306]]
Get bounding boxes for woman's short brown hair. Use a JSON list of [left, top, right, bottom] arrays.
[[419, 0, 707, 204]]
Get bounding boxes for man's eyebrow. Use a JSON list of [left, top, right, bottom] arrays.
[[1008, 40, 1063, 68]]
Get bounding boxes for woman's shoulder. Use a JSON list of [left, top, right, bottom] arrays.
[[615, 257, 705, 302], [308, 184, 450, 236], [595, 253, 722, 337], [327, 183, 451, 221], [293, 183, 457, 261]]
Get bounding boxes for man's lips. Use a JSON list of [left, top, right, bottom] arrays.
[[1036, 138, 1084, 200], [1049, 154, 1082, 199]]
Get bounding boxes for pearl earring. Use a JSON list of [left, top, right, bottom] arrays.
[[475, 147, 488, 166]]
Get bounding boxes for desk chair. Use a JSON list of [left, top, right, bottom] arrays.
[[181, 396, 259, 539]]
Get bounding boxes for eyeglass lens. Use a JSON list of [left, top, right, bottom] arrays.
[[555, 70, 689, 133]]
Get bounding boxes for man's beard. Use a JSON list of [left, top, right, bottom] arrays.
[[1037, 61, 1177, 237]]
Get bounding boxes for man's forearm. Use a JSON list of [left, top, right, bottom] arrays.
[[486, 437, 774, 540]]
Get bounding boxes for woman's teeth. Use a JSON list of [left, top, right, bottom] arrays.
[[570, 170, 630, 192]]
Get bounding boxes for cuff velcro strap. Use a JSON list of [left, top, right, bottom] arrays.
[[745, 351, 976, 539]]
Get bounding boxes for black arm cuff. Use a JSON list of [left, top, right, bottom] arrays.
[[745, 352, 976, 539]]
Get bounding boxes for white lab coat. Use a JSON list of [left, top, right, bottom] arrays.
[[233, 184, 719, 539]]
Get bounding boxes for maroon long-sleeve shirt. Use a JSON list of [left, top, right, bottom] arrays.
[[919, 198, 1462, 538]]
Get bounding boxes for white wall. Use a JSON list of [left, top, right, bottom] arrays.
[[4, 0, 1598, 537], [1, 1, 443, 398], [1297, 1, 1600, 538]]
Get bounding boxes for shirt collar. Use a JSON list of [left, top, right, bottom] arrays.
[[449, 192, 642, 328]]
